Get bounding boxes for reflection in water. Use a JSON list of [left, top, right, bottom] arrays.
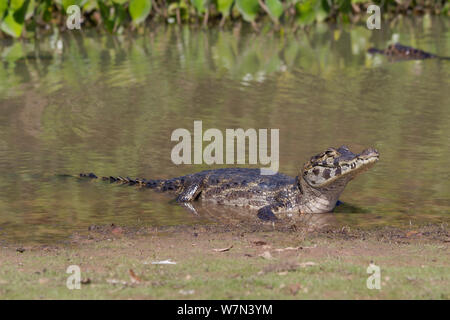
[[186, 201, 338, 232], [0, 17, 449, 243]]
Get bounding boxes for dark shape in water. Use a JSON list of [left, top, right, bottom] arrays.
[[368, 43, 450, 61], [78, 146, 379, 221]]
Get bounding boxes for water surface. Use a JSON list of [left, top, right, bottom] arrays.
[[0, 17, 449, 243]]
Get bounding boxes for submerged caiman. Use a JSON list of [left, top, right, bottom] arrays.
[[368, 43, 450, 60], [79, 146, 379, 221]]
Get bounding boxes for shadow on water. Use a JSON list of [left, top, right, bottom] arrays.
[[334, 201, 371, 214], [181, 201, 339, 233]]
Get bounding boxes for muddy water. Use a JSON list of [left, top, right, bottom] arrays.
[[0, 17, 449, 243]]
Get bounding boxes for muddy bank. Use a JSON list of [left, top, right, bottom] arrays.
[[66, 220, 449, 246], [0, 222, 448, 299]]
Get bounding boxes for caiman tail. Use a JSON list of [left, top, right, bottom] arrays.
[[78, 172, 183, 192]]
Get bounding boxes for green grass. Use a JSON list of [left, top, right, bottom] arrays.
[[0, 230, 448, 299]]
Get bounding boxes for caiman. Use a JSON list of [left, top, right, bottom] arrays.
[[79, 146, 379, 221], [368, 43, 450, 60]]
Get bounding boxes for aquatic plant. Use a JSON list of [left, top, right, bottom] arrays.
[[0, 0, 448, 38]]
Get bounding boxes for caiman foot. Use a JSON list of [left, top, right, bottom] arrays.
[[176, 177, 204, 202]]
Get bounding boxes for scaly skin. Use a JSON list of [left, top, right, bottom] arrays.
[[368, 43, 450, 61], [79, 146, 379, 221]]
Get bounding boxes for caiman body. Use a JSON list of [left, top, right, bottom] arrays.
[[368, 43, 450, 60], [80, 146, 379, 221]]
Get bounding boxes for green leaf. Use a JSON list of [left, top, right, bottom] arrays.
[[129, 0, 151, 25], [167, 1, 190, 21], [315, 0, 328, 22], [0, 1, 8, 21], [1, 0, 30, 38], [1, 12, 24, 37], [235, 0, 259, 22], [82, 0, 98, 11], [443, 1, 450, 15], [191, 0, 207, 14], [112, 0, 129, 4], [216, 0, 233, 17], [265, 0, 283, 21], [10, 0, 26, 11], [25, 0, 35, 20], [61, 0, 81, 11], [38, 0, 52, 22], [295, 0, 316, 25], [339, 0, 352, 13], [98, 0, 114, 32]]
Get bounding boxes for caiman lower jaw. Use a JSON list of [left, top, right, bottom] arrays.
[[343, 155, 379, 180]]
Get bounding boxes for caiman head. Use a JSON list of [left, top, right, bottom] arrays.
[[302, 146, 379, 189], [296, 145, 379, 213]]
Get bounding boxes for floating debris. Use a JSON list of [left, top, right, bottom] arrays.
[[213, 245, 233, 252], [148, 259, 177, 265], [179, 289, 195, 295], [259, 251, 273, 260], [129, 269, 142, 284], [274, 246, 301, 252], [298, 262, 317, 267], [107, 279, 127, 285]]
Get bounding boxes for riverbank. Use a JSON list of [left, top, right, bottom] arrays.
[[0, 223, 448, 299]]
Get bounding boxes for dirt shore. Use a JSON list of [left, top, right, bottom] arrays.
[[0, 222, 448, 299]]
